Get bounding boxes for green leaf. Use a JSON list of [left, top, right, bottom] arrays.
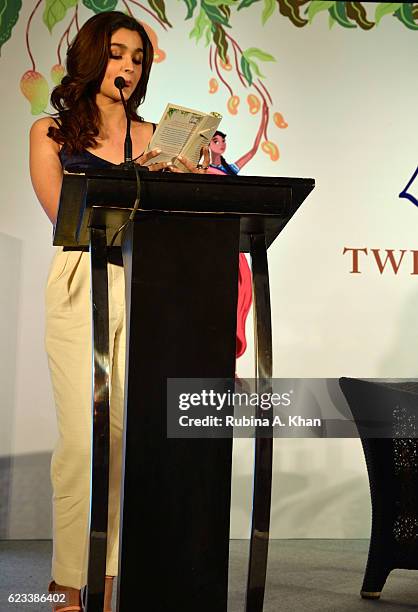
[[248, 58, 265, 78], [346, 2, 374, 30], [262, 0, 277, 24], [375, 3, 402, 25], [204, 23, 212, 46], [328, 13, 335, 28], [203, 0, 236, 5], [307, 1, 336, 23], [148, 0, 172, 27], [240, 55, 253, 85], [328, 2, 356, 28], [0, 0, 22, 56], [213, 23, 229, 62], [277, 0, 308, 28], [219, 4, 231, 20], [189, 8, 211, 42], [243, 47, 276, 62], [238, 0, 261, 9], [394, 3, 418, 30], [201, 0, 231, 27], [44, 0, 79, 32], [180, 0, 197, 20], [82, 0, 117, 15]]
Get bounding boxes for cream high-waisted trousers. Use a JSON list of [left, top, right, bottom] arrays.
[[45, 247, 125, 589]]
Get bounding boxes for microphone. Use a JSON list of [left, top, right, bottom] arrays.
[[114, 76, 132, 165], [114, 76, 126, 90]]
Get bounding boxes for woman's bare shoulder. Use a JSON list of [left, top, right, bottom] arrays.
[[30, 116, 56, 133], [30, 117, 60, 150]]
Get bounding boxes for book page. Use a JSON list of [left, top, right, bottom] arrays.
[[176, 113, 221, 169], [142, 103, 222, 170], [143, 104, 205, 166]]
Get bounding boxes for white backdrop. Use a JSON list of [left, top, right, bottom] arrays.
[[0, 1, 417, 538]]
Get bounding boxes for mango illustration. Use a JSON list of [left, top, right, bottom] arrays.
[[247, 94, 260, 114], [209, 78, 218, 94], [20, 70, 49, 115], [262, 140, 279, 161], [274, 112, 288, 129], [227, 95, 240, 115], [51, 64, 65, 86], [139, 20, 166, 63], [219, 58, 232, 71]]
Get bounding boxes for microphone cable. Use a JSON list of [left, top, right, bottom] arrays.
[[109, 76, 143, 247], [109, 161, 141, 247]]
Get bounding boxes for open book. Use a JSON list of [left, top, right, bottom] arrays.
[[143, 103, 222, 170]]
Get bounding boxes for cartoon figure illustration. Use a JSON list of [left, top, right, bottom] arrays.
[[207, 130, 254, 360], [235, 254, 253, 360], [208, 129, 262, 175], [208, 131, 240, 175]]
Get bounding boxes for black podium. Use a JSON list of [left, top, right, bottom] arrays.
[[54, 168, 314, 612]]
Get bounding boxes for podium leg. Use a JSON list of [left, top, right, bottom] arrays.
[[245, 234, 273, 612], [85, 227, 110, 612], [117, 216, 239, 612]]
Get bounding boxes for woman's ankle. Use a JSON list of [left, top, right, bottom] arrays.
[[53, 582, 81, 607], [104, 576, 114, 609]]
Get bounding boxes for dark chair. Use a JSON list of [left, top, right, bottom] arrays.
[[339, 378, 418, 599]]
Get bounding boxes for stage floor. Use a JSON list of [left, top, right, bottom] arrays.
[[0, 539, 416, 611]]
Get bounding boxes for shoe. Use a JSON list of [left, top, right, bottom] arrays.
[[48, 580, 82, 611]]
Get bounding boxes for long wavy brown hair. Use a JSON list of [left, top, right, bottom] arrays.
[[47, 11, 154, 154]]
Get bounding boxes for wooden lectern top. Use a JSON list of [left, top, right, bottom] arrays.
[[54, 166, 314, 252]]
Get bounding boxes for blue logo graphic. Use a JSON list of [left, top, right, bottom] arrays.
[[399, 166, 418, 207]]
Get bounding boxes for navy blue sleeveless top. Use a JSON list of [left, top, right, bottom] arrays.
[[57, 120, 156, 170]]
